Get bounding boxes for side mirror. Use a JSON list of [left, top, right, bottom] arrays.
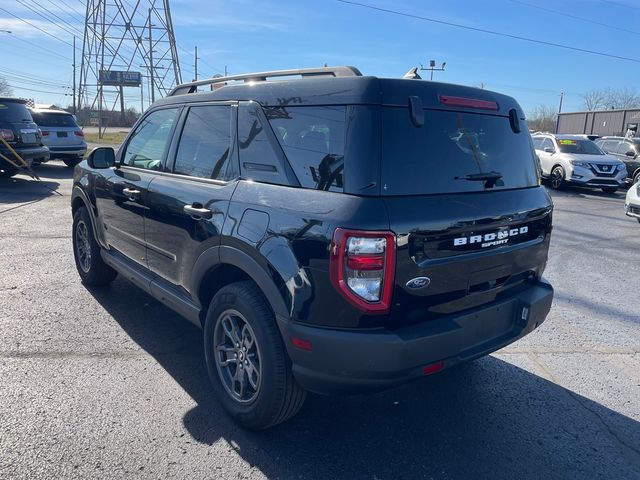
[[87, 147, 115, 169], [625, 150, 636, 157], [544, 147, 555, 154]]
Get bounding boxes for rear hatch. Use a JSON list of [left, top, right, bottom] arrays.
[[379, 86, 552, 327], [30, 111, 84, 148], [0, 99, 40, 147]]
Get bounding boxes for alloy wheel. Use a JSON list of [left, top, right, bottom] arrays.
[[213, 309, 262, 403], [75, 220, 92, 273]]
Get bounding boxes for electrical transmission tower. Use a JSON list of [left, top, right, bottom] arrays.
[[79, 0, 182, 132]]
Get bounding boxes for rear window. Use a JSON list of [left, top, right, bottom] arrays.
[[556, 139, 603, 155], [0, 101, 33, 122], [265, 106, 345, 192], [31, 112, 77, 128], [381, 108, 539, 195]]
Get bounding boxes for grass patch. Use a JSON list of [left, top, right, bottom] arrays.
[[84, 131, 127, 145]]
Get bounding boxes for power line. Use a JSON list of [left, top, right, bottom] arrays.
[[0, 6, 75, 50], [508, 0, 640, 37], [0, 31, 72, 61], [336, 0, 640, 64]]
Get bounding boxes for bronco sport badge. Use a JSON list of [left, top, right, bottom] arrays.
[[453, 226, 529, 248]]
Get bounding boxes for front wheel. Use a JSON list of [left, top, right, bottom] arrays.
[[601, 186, 618, 194], [72, 207, 118, 286], [549, 166, 565, 190], [204, 281, 306, 430]]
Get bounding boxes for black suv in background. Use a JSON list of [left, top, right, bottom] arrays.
[[596, 136, 640, 185], [71, 67, 554, 429], [0, 98, 49, 178]]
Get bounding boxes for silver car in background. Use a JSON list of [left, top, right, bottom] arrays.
[[532, 133, 627, 193], [30, 109, 87, 168]]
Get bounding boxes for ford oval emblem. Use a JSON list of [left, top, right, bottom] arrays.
[[406, 277, 431, 289]]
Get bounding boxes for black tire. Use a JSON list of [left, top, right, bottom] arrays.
[[204, 281, 306, 430], [63, 157, 82, 168], [0, 164, 19, 178], [601, 186, 618, 194], [72, 207, 117, 286], [549, 166, 565, 190]]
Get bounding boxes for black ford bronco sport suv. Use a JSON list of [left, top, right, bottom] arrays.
[[71, 67, 554, 429]]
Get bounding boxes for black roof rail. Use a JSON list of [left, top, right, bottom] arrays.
[[168, 66, 362, 96]]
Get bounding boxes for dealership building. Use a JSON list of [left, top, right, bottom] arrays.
[[556, 108, 640, 137]]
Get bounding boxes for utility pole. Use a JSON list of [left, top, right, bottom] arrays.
[[72, 36, 76, 115], [194, 46, 198, 81], [224, 65, 228, 77], [140, 81, 144, 115], [148, 8, 155, 103], [555, 91, 564, 134]]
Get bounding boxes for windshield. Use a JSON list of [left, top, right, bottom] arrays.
[[0, 101, 33, 123], [31, 112, 77, 128], [381, 108, 539, 195], [557, 139, 603, 155]]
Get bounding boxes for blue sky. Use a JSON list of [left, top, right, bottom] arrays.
[[1, 0, 639, 117]]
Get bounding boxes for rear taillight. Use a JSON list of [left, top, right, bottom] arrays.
[[74, 130, 84, 137], [329, 228, 395, 314], [1, 129, 15, 141], [40, 130, 49, 136]]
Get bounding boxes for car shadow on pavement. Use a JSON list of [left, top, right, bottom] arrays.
[[88, 279, 640, 480], [0, 175, 60, 205], [32, 161, 77, 179]]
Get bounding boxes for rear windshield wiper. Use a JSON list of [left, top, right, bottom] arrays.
[[455, 171, 503, 188]]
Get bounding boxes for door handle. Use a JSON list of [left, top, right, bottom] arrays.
[[122, 187, 141, 200], [184, 204, 212, 219]]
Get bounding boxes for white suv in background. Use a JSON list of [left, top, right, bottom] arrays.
[[625, 180, 640, 224], [532, 134, 627, 193]]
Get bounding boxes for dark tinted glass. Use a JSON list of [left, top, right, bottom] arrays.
[[381, 108, 539, 195], [557, 139, 603, 155], [31, 112, 77, 127], [266, 106, 346, 192], [238, 103, 287, 185], [0, 101, 33, 122], [174, 106, 232, 180], [123, 108, 178, 170]]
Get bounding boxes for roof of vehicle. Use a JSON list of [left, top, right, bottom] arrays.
[[0, 97, 28, 104], [597, 136, 640, 142], [29, 108, 73, 115], [533, 133, 594, 141], [153, 69, 525, 118]]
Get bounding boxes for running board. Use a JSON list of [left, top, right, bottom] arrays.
[[101, 250, 202, 328]]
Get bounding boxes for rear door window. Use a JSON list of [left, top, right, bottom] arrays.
[[532, 137, 544, 150], [381, 108, 539, 195], [599, 140, 619, 153], [265, 106, 346, 192], [173, 105, 233, 180]]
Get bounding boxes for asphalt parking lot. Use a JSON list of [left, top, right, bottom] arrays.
[[1, 161, 639, 480]]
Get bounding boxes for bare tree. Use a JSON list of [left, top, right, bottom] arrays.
[[581, 87, 640, 110], [606, 87, 640, 109], [582, 89, 607, 111], [527, 104, 557, 133], [0, 76, 13, 96]]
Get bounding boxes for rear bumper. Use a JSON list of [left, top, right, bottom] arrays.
[[278, 279, 553, 395], [47, 145, 87, 157], [0, 145, 49, 164]]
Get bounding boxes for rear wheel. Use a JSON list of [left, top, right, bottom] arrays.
[[63, 156, 82, 168], [549, 166, 565, 190], [72, 207, 117, 286], [0, 164, 19, 178], [601, 186, 618, 194], [204, 281, 306, 430]]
